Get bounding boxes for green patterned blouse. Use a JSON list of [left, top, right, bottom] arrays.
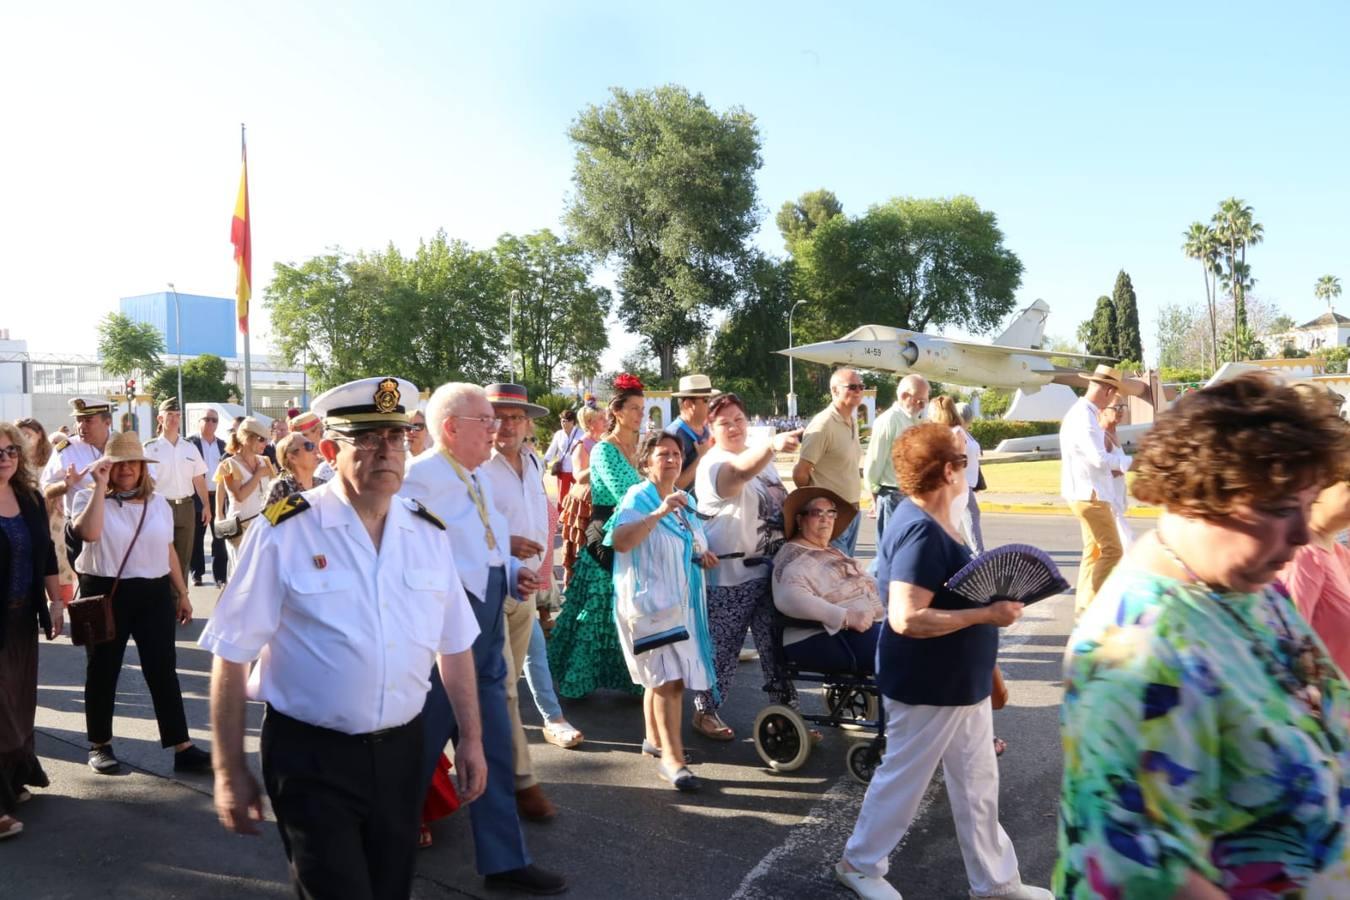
[[1056, 566, 1350, 898]]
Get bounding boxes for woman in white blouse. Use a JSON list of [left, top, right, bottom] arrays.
[[71, 432, 209, 775], [214, 417, 275, 576]]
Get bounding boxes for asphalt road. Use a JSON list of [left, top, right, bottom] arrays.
[[4, 512, 1123, 899]]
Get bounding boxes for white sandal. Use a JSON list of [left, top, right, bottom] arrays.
[[0, 815, 23, 840], [542, 720, 584, 749]]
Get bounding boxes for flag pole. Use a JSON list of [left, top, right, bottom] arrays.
[[241, 124, 253, 415]]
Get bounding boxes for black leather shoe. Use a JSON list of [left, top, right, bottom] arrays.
[[484, 865, 567, 895], [173, 745, 213, 773]]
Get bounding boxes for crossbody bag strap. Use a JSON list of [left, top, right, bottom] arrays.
[[107, 500, 151, 603]]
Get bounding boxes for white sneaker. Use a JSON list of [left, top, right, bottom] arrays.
[[970, 885, 1053, 900], [834, 861, 903, 900]]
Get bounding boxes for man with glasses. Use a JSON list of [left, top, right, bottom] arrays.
[[402, 383, 566, 896], [1060, 365, 1127, 617], [793, 368, 867, 556], [666, 374, 721, 491], [144, 398, 211, 590], [864, 375, 930, 544], [188, 409, 229, 586], [202, 376, 487, 900], [407, 409, 430, 458]]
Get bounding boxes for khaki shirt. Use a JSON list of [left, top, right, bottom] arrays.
[[797, 404, 861, 503]]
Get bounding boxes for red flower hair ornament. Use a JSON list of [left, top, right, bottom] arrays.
[[612, 373, 644, 392]]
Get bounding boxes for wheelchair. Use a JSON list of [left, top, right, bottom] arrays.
[[751, 612, 886, 784]]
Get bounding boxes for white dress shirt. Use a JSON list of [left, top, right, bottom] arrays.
[[70, 490, 174, 578], [40, 437, 104, 517], [196, 435, 223, 484], [1059, 398, 1116, 502], [480, 447, 550, 581], [402, 449, 521, 603], [198, 482, 479, 735], [143, 433, 207, 501]]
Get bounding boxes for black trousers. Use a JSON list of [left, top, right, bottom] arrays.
[[80, 574, 190, 747], [192, 491, 229, 583], [262, 706, 424, 900]]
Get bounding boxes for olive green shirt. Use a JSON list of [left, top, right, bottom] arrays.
[[863, 404, 920, 494]]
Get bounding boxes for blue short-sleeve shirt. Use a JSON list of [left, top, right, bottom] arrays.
[[876, 499, 994, 706]]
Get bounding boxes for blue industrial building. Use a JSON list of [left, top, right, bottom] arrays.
[[120, 292, 237, 359]]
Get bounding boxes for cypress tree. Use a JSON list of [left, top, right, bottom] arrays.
[[1084, 295, 1118, 358], [1112, 269, 1143, 364]]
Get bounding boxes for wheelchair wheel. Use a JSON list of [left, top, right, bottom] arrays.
[[826, 686, 880, 729], [753, 705, 811, 772], [846, 738, 885, 785]]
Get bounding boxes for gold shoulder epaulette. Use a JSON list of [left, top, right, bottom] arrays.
[[53, 437, 70, 452], [408, 499, 446, 530], [263, 493, 311, 526]]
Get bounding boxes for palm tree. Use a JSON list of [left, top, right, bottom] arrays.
[[1212, 198, 1261, 362], [1182, 222, 1222, 371], [1315, 274, 1343, 311]]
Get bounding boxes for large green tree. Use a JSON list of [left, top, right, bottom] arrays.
[[776, 189, 844, 253], [148, 354, 236, 405], [1079, 295, 1118, 358], [565, 85, 763, 378], [788, 195, 1024, 345], [1154, 301, 1208, 370], [97, 312, 164, 387], [1111, 270, 1143, 363], [1211, 197, 1263, 361], [494, 230, 611, 393], [707, 254, 798, 412]]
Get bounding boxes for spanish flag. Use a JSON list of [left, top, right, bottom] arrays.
[[230, 129, 251, 333]]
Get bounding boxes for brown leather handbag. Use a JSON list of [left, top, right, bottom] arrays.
[[69, 500, 149, 647]]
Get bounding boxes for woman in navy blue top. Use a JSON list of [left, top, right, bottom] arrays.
[[834, 423, 1050, 900]]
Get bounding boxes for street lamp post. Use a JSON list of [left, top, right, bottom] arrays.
[[508, 289, 521, 383], [788, 299, 808, 420], [167, 283, 183, 420]]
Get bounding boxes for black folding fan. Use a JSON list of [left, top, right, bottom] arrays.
[[945, 544, 1070, 607]]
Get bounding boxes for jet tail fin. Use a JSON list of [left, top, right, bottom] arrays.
[[995, 299, 1050, 349]]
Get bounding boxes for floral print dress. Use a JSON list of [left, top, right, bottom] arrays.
[[1056, 566, 1350, 898]]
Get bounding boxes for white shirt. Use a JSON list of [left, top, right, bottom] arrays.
[[480, 447, 550, 584], [1059, 398, 1116, 502], [402, 449, 520, 603], [71, 490, 174, 579], [40, 436, 104, 517], [958, 427, 981, 489], [695, 445, 787, 587], [143, 433, 207, 501], [198, 482, 479, 735], [543, 426, 582, 474], [195, 434, 223, 483]]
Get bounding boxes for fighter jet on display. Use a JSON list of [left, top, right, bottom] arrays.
[[778, 299, 1115, 393]]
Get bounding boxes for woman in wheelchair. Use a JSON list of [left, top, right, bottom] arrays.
[[771, 487, 884, 673]]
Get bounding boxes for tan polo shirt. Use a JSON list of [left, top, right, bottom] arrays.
[[797, 404, 861, 503]]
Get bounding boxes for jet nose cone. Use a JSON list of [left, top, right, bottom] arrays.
[[778, 339, 862, 366]]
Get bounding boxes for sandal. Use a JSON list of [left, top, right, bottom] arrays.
[[641, 740, 695, 764], [542, 720, 584, 749], [657, 764, 701, 792], [993, 737, 1007, 757], [692, 711, 735, 742], [0, 815, 22, 840], [418, 825, 433, 849]]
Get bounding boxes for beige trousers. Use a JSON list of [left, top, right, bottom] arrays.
[[502, 595, 538, 791], [1070, 499, 1123, 617]]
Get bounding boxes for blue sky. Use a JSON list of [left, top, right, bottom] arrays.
[[3, 1, 1346, 369]]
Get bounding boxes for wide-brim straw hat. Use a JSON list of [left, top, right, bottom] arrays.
[[671, 374, 723, 399], [237, 417, 270, 442], [782, 486, 857, 541], [101, 431, 152, 464], [1086, 364, 1124, 392], [484, 383, 549, 418]]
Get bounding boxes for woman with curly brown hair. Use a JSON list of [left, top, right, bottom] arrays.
[[1056, 372, 1350, 898]]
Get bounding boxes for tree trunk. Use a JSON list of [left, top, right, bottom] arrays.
[[657, 341, 677, 381]]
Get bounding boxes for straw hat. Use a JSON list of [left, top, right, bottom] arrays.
[[1086, 365, 1123, 391], [101, 431, 152, 464], [781, 487, 857, 541], [484, 383, 549, 418], [236, 417, 270, 442], [671, 374, 722, 399]]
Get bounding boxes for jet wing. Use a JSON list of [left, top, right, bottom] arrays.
[[937, 337, 1116, 362]]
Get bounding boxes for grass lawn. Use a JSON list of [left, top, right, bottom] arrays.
[[981, 459, 1136, 495]]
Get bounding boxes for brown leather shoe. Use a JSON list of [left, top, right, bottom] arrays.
[[515, 784, 557, 822]]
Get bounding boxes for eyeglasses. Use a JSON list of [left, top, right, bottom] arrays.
[[0, 446, 21, 460], [300, 441, 316, 452], [497, 414, 529, 425], [408, 423, 426, 432], [203, 417, 219, 423], [802, 507, 838, 519], [332, 429, 412, 452], [841, 383, 864, 392], [950, 457, 969, 469], [454, 415, 502, 431]]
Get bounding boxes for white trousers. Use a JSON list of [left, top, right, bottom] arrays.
[[843, 697, 1022, 896]]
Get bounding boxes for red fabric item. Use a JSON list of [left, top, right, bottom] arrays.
[[421, 753, 460, 824]]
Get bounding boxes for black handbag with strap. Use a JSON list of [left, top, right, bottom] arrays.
[[69, 499, 149, 647]]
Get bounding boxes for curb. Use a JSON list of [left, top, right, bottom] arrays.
[[980, 503, 1161, 519]]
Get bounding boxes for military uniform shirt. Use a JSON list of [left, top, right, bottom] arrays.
[[143, 434, 207, 500], [198, 481, 479, 735], [39, 436, 105, 517]]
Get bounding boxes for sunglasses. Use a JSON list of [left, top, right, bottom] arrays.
[[408, 423, 426, 432], [0, 446, 22, 460], [802, 507, 838, 519], [203, 417, 219, 423]]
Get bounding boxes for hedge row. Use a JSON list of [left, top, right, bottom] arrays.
[[968, 420, 1059, 451]]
